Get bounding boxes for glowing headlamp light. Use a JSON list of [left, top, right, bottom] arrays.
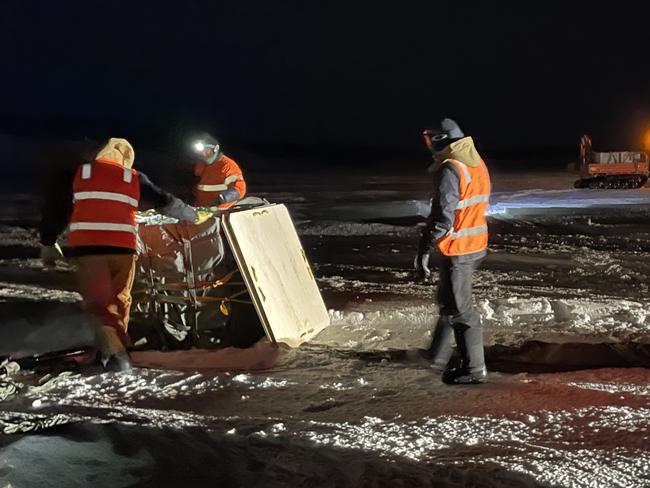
[[193, 141, 217, 151]]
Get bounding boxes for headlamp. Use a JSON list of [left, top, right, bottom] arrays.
[[193, 141, 218, 152]]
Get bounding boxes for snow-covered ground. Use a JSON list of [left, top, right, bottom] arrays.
[[1, 170, 650, 487]]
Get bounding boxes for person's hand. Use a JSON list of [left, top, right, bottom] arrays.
[[163, 198, 199, 223], [40, 243, 63, 267], [178, 203, 198, 222], [414, 232, 432, 282], [414, 250, 431, 282], [218, 187, 240, 204]]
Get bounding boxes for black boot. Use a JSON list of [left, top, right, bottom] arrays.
[[442, 365, 487, 385], [101, 351, 133, 373], [96, 325, 132, 372], [430, 359, 448, 373]]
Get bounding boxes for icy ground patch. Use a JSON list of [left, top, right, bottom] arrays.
[[2, 361, 650, 487], [2, 171, 650, 487], [317, 295, 650, 352]]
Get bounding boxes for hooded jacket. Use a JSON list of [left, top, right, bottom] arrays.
[[40, 139, 178, 255], [193, 154, 246, 209], [421, 136, 490, 260], [94, 138, 135, 168]]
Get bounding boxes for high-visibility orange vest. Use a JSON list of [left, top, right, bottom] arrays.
[[68, 158, 140, 249], [436, 158, 490, 256], [193, 155, 246, 209]]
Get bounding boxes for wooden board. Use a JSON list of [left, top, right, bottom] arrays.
[[222, 204, 329, 347]]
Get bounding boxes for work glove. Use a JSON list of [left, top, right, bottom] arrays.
[[162, 198, 199, 223], [40, 243, 64, 267], [218, 187, 240, 204], [414, 232, 432, 282], [414, 250, 431, 282]]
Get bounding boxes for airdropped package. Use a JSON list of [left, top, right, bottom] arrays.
[[130, 204, 329, 350]]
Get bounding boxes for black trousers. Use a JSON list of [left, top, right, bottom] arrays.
[[429, 254, 485, 371]]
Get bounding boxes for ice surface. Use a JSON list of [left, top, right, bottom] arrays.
[[1, 171, 650, 487], [489, 188, 650, 215]]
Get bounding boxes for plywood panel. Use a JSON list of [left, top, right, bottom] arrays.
[[222, 204, 329, 347]]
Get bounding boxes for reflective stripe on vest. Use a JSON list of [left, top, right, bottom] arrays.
[[73, 191, 138, 207], [79, 162, 133, 183], [197, 174, 242, 192], [450, 225, 488, 239], [224, 174, 242, 185], [455, 194, 490, 209], [197, 183, 228, 191], [69, 222, 138, 234], [453, 160, 472, 184]]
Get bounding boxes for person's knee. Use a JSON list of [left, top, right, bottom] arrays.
[[438, 304, 457, 318], [451, 310, 482, 329]]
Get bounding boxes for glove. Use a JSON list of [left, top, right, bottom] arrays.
[[414, 232, 432, 282], [414, 250, 431, 281], [162, 198, 199, 223], [218, 187, 240, 204], [40, 243, 64, 267]]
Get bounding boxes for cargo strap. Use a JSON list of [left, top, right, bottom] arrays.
[[152, 289, 251, 305], [152, 270, 241, 292]]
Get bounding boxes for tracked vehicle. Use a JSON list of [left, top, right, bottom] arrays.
[[573, 134, 649, 189]]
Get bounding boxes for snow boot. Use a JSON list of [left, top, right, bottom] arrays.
[[101, 351, 132, 373], [442, 365, 487, 385], [97, 326, 132, 372], [430, 359, 449, 373]]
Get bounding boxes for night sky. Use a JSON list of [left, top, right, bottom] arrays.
[[2, 1, 650, 159]]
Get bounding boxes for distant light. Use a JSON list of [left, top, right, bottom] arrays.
[[193, 141, 205, 152]]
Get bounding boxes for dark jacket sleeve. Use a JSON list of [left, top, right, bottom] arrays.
[[421, 164, 460, 251], [219, 187, 241, 204], [138, 172, 177, 209], [39, 167, 75, 246]]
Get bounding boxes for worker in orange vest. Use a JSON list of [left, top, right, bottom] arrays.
[[415, 119, 491, 384], [192, 135, 246, 209], [39, 138, 197, 371]]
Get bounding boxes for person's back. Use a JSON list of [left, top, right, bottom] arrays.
[[39, 138, 197, 371], [68, 156, 140, 251]]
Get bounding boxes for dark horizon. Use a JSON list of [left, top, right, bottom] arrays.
[[0, 129, 581, 196], [2, 1, 650, 164]]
